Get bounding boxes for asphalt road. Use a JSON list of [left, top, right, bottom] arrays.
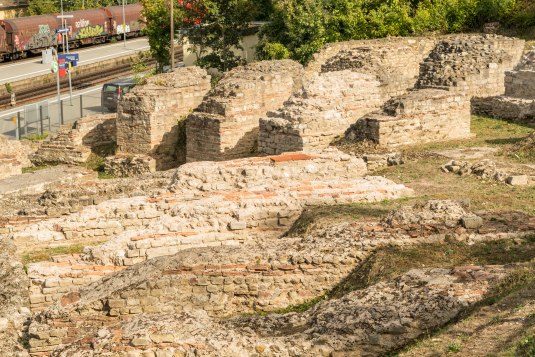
[[0, 37, 149, 85], [0, 84, 112, 138]]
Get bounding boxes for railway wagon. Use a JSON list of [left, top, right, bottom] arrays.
[[0, 3, 143, 62], [61, 8, 111, 47], [0, 26, 7, 59], [0, 14, 58, 59], [105, 3, 144, 38]]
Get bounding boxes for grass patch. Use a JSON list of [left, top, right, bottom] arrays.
[[330, 237, 535, 300], [21, 165, 48, 174], [447, 343, 462, 353], [21, 131, 49, 141], [377, 157, 535, 215], [284, 200, 407, 237], [257, 236, 535, 316], [82, 152, 116, 179], [21, 241, 104, 266]]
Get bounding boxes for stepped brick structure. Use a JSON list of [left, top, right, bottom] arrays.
[[186, 60, 304, 162], [15, 149, 417, 314], [416, 34, 524, 97], [115, 67, 211, 172], [345, 89, 471, 147], [259, 35, 524, 154], [258, 37, 438, 155], [472, 50, 535, 122], [30, 114, 117, 166], [25, 202, 535, 355]]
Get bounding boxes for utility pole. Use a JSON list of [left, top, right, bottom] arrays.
[[60, 0, 65, 54], [122, 0, 127, 47], [170, 0, 175, 70], [51, 48, 62, 125]]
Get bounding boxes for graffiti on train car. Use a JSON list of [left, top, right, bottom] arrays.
[[77, 25, 104, 39]]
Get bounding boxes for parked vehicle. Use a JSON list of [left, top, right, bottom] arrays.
[[101, 78, 136, 112], [0, 3, 144, 62]]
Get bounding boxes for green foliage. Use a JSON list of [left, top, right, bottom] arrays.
[[21, 131, 48, 141], [447, 343, 462, 353], [182, 0, 259, 72], [4, 82, 12, 94], [131, 51, 155, 85], [258, 0, 534, 65], [27, 0, 118, 15], [515, 335, 535, 357], [140, 0, 175, 69]]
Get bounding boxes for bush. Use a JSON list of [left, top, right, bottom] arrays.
[[259, 0, 535, 65]]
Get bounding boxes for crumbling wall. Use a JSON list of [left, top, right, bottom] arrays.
[[472, 49, 535, 121], [186, 60, 304, 162], [258, 37, 438, 155], [115, 67, 211, 171], [30, 114, 116, 166], [26, 201, 535, 355], [345, 89, 471, 147], [0, 135, 32, 179], [417, 34, 525, 97], [0, 238, 30, 357]]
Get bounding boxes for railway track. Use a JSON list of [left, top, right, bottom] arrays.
[[0, 52, 195, 111]]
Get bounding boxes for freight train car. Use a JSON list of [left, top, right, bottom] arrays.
[[105, 3, 144, 39], [1, 14, 58, 59], [0, 3, 144, 62]]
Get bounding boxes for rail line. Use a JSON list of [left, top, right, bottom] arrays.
[[0, 56, 159, 110]]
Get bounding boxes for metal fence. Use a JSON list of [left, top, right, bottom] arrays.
[[0, 90, 111, 139]]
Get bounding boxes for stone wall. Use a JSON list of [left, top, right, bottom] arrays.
[[115, 67, 211, 171], [0, 135, 32, 179], [186, 60, 304, 162], [258, 38, 438, 155], [417, 34, 525, 98], [16, 150, 418, 313], [30, 114, 116, 166], [345, 89, 471, 147], [25, 202, 535, 355], [472, 49, 535, 122]]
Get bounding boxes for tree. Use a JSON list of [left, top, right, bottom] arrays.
[[139, 0, 175, 69], [27, 0, 120, 15], [179, 0, 258, 72]]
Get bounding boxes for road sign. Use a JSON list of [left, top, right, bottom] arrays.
[[51, 61, 58, 73], [56, 28, 69, 34], [58, 58, 66, 77], [59, 53, 79, 67], [57, 15, 74, 18]]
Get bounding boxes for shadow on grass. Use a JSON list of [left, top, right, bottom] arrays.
[[485, 137, 526, 145]]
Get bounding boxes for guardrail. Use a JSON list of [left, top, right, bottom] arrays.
[[1, 91, 110, 139]]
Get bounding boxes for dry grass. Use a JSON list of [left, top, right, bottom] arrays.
[[21, 241, 105, 266]]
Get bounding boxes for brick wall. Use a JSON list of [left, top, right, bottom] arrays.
[[258, 38, 438, 155], [345, 89, 471, 147], [116, 67, 211, 171], [186, 60, 304, 162], [417, 34, 524, 98]]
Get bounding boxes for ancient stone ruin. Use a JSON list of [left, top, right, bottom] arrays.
[[186, 60, 303, 162], [111, 66, 211, 174], [0, 135, 32, 180], [259, 34, 524, 153], [30, 113, 117, 166], [0, 32, 533, 357], [345, 89, 470, 147], [473, 48, 535, 122], [258, 37, 438, 154]]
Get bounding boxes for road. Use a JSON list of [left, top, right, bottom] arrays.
[[0, 83, 112, 138], [0, 38, 149, 85]]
